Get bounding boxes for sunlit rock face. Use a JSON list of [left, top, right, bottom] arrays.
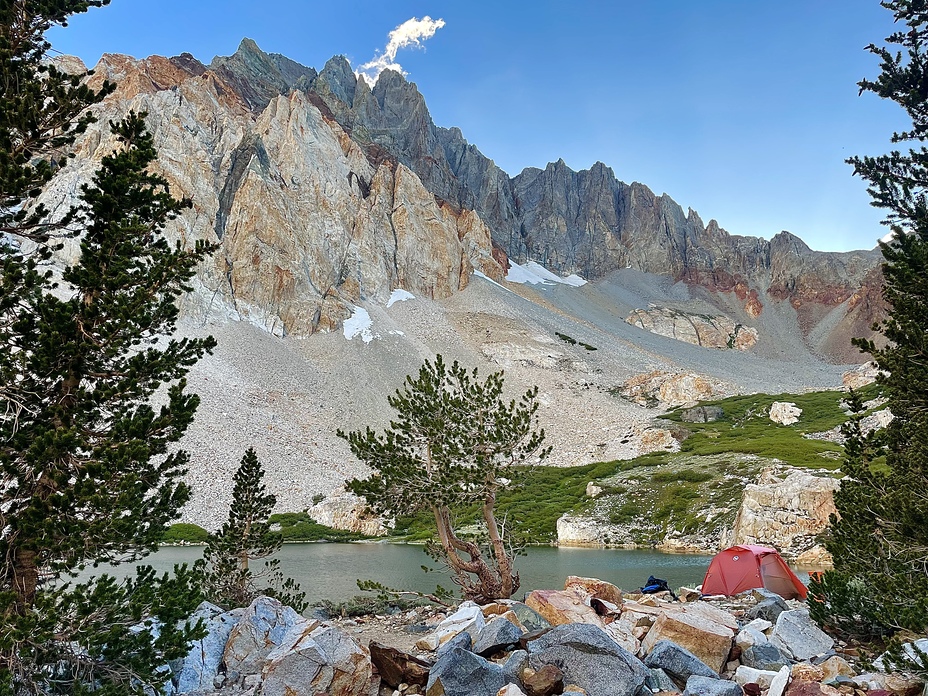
[[39, 45, 505, 337]]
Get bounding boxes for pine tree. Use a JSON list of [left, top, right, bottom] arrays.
[[1, 3, 217, 692], [810, 0, 928, 641], [203, 448, 306, 612], [340, 355, 550, 604]]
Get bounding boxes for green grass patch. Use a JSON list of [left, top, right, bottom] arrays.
[[161, 523, 209, 544], [651, 468, 713, 483], [269, 512, 372, 542], [661, 386, 882, 468]]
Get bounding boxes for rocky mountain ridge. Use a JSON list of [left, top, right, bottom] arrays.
[[44, 38, 882, 362]]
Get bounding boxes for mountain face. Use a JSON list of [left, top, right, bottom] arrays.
[[40, 39, 881, 361]]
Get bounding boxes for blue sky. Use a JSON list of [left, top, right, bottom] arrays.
[[49, 1, 906, 252]]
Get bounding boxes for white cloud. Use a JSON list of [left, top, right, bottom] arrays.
[[356, 16, 445, 84]]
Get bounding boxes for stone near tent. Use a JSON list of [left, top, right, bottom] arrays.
[[817, 656, 854, 682], [745, 596, 790, 623], [768, 666, 793, 696], [741, 642, 792, 671], [526, 623, 650, 696], [772, 610, 834, 661], [873, 637, 928, 672], [791, 663, 826, 682], [684, 675, 744, 696], [171, 601, 242, 693], [734, 666, 781, 689], [260, 624, 373, 696], [473, 617, 524, 657], [564, 576, 624, 605], [785, 680, 844, 696], [426, 647, 507, 696], [735, 625, 769, 651], [223, 596, 308, 675], [641, 610, 734, 674], [676, 603, 740, 633], [644, 639, 719, 686], [525, 587, 601, 627]]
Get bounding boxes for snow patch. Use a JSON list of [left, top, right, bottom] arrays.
[[506, 261, 587, 287], [473, 271, 512, 292], [343, 306, 375, 343], [387, 289, 415, 308]]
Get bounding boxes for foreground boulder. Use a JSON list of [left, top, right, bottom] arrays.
[[772, 609, 834, 661], [261, 623, 373, 696], [170, 601, 242, 693], [641, 609, 735, 673], [645, 639, 718, 686], [526, 623, 649, 696], [525, 587, 602, 626], [685, 675, 744, 696], [426, 646, 508, 696], [223, 596, 306, 675], [369, 641, 431, 689]]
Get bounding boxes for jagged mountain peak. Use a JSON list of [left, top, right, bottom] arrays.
[[316, 55, 357, 103], [209, 37, 316, 111]]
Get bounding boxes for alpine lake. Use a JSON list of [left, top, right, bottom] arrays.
[[81, 543, 813, 606]]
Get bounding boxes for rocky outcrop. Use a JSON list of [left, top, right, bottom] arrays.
[[308, 491, 388, 536], [769, 402, 802, 426], [731, 470, 839, 562], [617, 371, 727, 408], [842, 361, 881, 389], [37, 46, 506, 338], [627, 307, 758, 350]]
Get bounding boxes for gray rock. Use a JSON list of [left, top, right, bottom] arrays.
[[507, 602, 551, 633], [680, 406, 725, 423], [644, 640, 718, 686], [473, 617, 523, 657], [745, 596, 790, 623], [647, 667, 683, 693], [436, 629, 472, 657], [172, 601, 242, 694], [768, 665, 791, 696], [261, 623, 373, 696], [223, 596, 304, 675], [502, 649, 528, 685], [426, 647, 508, 696], [734, 665, 781, 689], [683, 675, 744, 696], [741, 642, 792, 671], [772, 609, 834, 661], [526, 623, 649, 696]]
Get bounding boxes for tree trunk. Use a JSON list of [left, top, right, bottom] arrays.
[[482, 486, 518, 598], [11, 548, 39, 609], [432, 505, 506, 603]]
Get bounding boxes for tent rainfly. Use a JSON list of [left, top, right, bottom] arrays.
[[701, 544, 807, 600]]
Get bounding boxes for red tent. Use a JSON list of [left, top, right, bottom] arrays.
[[701, 545, 807, 600]]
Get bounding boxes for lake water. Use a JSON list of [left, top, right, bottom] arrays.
[[83, 543, 727, 605]]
